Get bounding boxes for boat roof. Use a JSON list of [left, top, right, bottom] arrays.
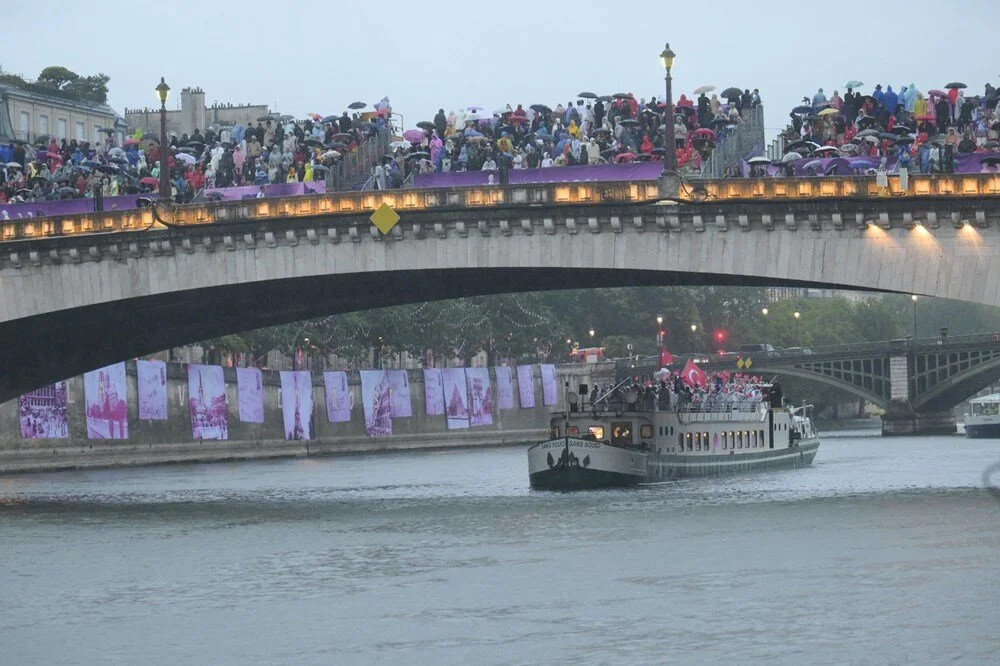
[[969, 393, 1000, 403]]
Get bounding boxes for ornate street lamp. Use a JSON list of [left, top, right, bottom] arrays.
[[911, 295, 918, 337], [793, 311, 801, 347], [155, 77, 171, 203], [660, 43, 677, 177], [761, 307, 769, 350]]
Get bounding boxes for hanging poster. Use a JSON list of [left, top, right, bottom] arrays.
[[423, 368, 445, 415], [136, 359, 168, 420], [360, 370, 392, 437], [465, 367, 493, 427], [280, 371, 313, 440], [516, 365, 535, 408], [18, 382, 68, 439], [387, 370, 412, 418], [495, 366, 514, 410], [84, 362, 129, 439], [541, 364, 558, 406], [188, 364, 229, 440], [236, 367, 265, 423], [442, 368, 470, 430], [323, 371, 352, 423]]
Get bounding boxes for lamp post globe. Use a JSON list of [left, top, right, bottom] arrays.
[[659, 43, 678, 178], [155, 77, 171, 203]]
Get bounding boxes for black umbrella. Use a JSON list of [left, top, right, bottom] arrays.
[[408, 151, 431, 160], [619, 118, 639, 127], [33, 134, 51, 145], [176, 146, 198, 154], [348, 101, 367, 110], [578, 92, 598, 99], [321, 115, 340, 124], [945, 82, 967, 90], [329, 141, 349, 150], [896, 136, 915, 144], [600, 148, 617, 157], [596, 95, 613, 102], [981, 156, 1000, 165], [330, 133, 352, 142], [187, 140, 205, 148], [710, 118, 732, 127], [721, 87, 742, 99], [108, 157, 128, 165], [304, 138, 323, 147], [590, 127, 611, 135], [95, 165, 120, 174], [56, 186, 77, 196], [784, 140, 809, 152], [651, 147, 666, 155], [416, 121, 435, 131], [890, 125, 912, 135], [792, 105, 813, 115], [612, 92, 629, 99], [257, 114, 279, 121], [530, 104, 551, 114]]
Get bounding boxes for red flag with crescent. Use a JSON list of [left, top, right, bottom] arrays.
[[658, 347, 674, 369], [681, 359, 708, 388]]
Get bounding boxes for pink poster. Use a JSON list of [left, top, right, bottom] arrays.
[[516, 365, 535, 408], [18, 382, 68, 439], [388, 370, 412, 418], [236, 367, 265, 423], [495, 366, 514, 410], [423, 368, 444, 415], [188, 364, 229, 440], [465, 367, 493, 427], [84, 362, 129, 439], [360, 370, 392, 437], [541, 364, 558, 406], [136, 359, 167, 420], [280, 371, 313, 440], [442, 368, 469, 430], [323, 371, 351, 423]]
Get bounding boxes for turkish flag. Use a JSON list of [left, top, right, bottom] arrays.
[[658, 347, 674, 369], [681, 359, 708, 388]]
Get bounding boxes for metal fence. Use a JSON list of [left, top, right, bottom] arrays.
[[699, 106, 765, 178], [325, 128, 391, 192]]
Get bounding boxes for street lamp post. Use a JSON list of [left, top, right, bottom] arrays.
[[690, 323, 697, 352], [659, 43, 678, 195], [155, 77, 171, 203], [911, 295, 918, 338], [761, 307, 769, 349], [656, 315, 664, 346], [793, 311, 801, 347]]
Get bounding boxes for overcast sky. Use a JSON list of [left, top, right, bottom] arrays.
[[5, 0, 999, 141]]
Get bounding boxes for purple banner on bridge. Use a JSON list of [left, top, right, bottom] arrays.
[[188, 364, 229, 440], [280, 371, 313, 440], [136, 359, 168, 421], [236, 367, 265, 424], [465, 367, 493, 427], [516, 365, 535, 409], [412, 162, 662, 189], [323, 371, 351, 423], [442, 368, 470, 430], [423, 368, 445, 415], [360, 370, 392, 437], [387, 370, 412, 418], [18, 381, 68, 439], [495, 366, 514, 410], [203, 181, 326, 201], [84, 362, 129, 440], [541, 364, 558, 406], [0, 195, 145, 220]]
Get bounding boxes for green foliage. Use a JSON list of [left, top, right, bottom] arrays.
[[63, 73, 110, 104], [37, 66, 79, 89]]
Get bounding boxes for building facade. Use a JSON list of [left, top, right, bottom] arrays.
[[0, 84, 125, 145], [124, 87, 270, 138]]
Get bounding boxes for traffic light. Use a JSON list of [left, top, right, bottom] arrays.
[[714, 329, 726, 343]]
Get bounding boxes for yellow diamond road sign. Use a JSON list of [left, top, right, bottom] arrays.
[[736, 358, 745, 370], [370, 203, 400, 234], [744, 358, 753, 369]]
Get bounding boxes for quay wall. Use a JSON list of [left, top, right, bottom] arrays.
[[0, 362, 605, 474]]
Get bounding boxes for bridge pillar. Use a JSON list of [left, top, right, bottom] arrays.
[[659, 172, 680, 199], [880, 401, 957, 436]]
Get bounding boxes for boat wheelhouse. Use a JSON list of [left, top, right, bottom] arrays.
[[965, 393, 1000, 438]]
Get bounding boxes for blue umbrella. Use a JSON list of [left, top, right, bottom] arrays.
[[82, 160, 101, 168], [464, 129, 484, 138]]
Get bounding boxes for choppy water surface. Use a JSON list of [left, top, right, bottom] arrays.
[[2, 434, 998, 665]]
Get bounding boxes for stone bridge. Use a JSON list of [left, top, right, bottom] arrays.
[[0, 172, 999, 403], [618, 332, 1000, 435]]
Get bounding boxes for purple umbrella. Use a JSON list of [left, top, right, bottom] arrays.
[[403, 129, 426, 144]]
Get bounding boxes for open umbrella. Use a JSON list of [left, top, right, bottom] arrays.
[[321, 115, 340, 124], [890, 125, 912, 135], [308, 112, 323, 122], [256, 114, 278, 121], [175, 152, 196, 165], [721, 87, 742, 99], [176, 146, 198, 154], [348, 102, 367, 110], [466, 135, 489, 143], [838, 143, 859, 153], [980, 156, 1000, 166], [577, 92, 598, 99], [802, 159, 823, 172], [896, 136, 915, 145], [403, 129, 426, 143], [618, 118, 639, 127], [855, 128, 881, 138], [693, 128, 717, 141], [818, 107, 839, 117], [612, 93, 630, 99], [33, 134, 51, 145], [927, 90, 948, 98], [303, 138, 324, 147], [56, 186, 77, 196], [530, 104, 551, 114], [508, 115, 529, 125], [416, 121, 435, 131], [407, 151, 431, 160], [784, 140, 810, 152], [614, 152, 636, 163], [814, 145, 838, 154], [140, 177, 159, 187], [945, 82, 967, 90], [844, 80, 864, 90], [792, 105, 812, 115], [747, 156, 771, 164], [781, 151, 803, 162], [693, 85, 715, 95], [6, 162, 22, 169], [328, 142, 349, 151], [389, 140, 411, 150], [330, 132, 353, 143], [596, 95, 613, 102], [108, 156, 129, 165], [650, 147, 666, 155], [95, 165, 120, 174]]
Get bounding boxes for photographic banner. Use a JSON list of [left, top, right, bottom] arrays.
[[516, 365, 535, 408], [187, 364, 229, 440], [388, 370, 412, 418], [541, 364, 558, 406], [323, 371, 351, 423], [236, 367, 265, 423], [465, 367, 493, 427], [18, 382, 68, 439], [136, 359, 168, 420], [442, 368, 470, 430], [84, 362, 129, 440], [423, 368, 445, 415], [360, 370, 392, 437], [495, 366, 514, 410], [280, 371, 313, 440]]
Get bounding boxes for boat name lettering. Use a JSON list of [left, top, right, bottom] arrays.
[[540, 440, 602, 450]]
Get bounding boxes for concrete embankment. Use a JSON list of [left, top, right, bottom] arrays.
[[0, 362, 602, 474]]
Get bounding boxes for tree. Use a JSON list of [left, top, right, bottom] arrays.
[[37, 66, 79, 90], [63, 73, 110, 104]]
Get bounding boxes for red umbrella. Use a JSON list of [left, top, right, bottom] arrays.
[[927, 90, 948, 98], [614, 152, 636, 163], [140, 177, 158, 186], [675, 97, 694, 108], [915, 114, 935, 122], [508, 115, 529, 124], [693, 128, 717, 140]]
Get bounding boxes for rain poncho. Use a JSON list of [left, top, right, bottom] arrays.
[[567, 120, 580, 139], [884, 86, 898, 113], [904, 84, 918, 112]]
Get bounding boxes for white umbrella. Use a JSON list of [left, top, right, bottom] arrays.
[[175, 152, 196, 165], [467, 109, 493, 122], [814, 145, 838, 153], [781, 151, 803, 162], [389, 140, 412, 150], [747, 156, 771, 164], [693, 85, 715, 95]]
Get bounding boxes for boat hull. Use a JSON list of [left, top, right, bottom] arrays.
[[965, 423, 1000, 438], [529, 465, 644, 490]]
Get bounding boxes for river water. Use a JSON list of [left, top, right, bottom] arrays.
[[1, 433, 998, 665]]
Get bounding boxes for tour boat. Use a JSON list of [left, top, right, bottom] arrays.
[[527, 382, 820, 490], [964, 393, 1000, 438]]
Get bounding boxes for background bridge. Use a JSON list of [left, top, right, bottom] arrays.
[[617, 332, 1000, 434]]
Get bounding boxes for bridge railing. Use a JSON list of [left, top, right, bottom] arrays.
[[699, 106, 765, 178]]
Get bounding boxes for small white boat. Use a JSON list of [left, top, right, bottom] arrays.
[[964, 394, 1000, 438]]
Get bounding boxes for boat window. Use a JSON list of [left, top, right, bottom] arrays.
[[567, 426, 579, 436], [551, 426, 560, 438], [611, 422, 633, 447], [752, 431, 757, 447], [641, 425, 653, 439], [737, 432, 742, 448], [686, 432, 693, 451], [670, 426, 674, 435], [678, 433, 683, 450], [704, 433, 709, 450], [589, 425, 605, 440], [694, 432, 701, 450], [760, 430, 765, 446], [722, 432, 727, 450]]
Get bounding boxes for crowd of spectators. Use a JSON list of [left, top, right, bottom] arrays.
[[762, 79, 1000, 176], [0, 99, 393, 206], [593, 370, 770, 414], [374, 87, 762, 188]]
